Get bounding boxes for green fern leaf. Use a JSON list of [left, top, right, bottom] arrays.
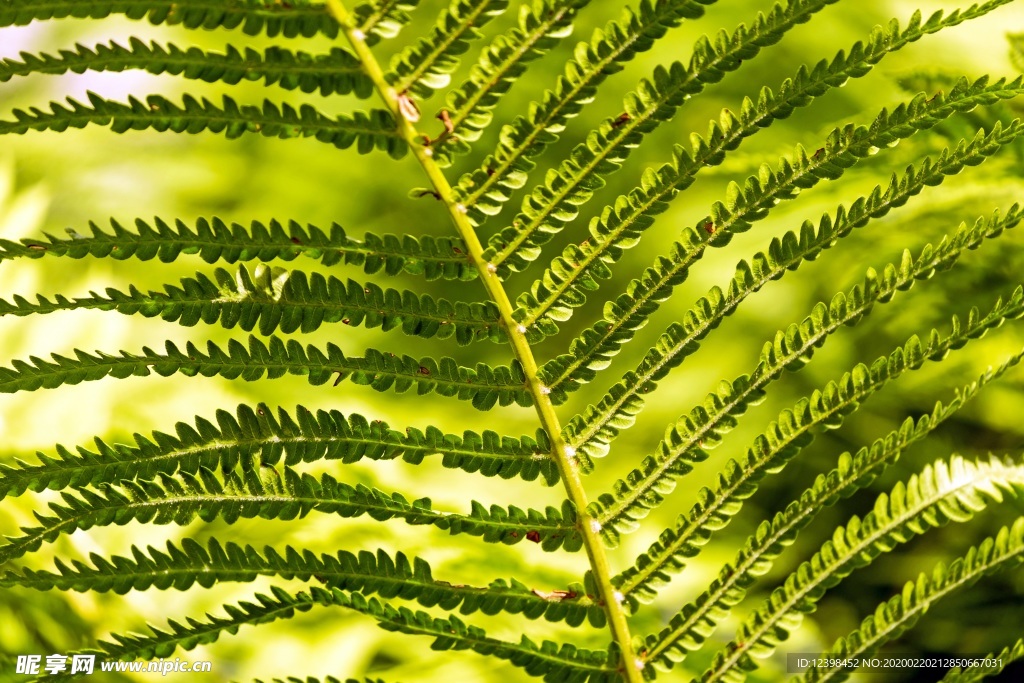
[[0, 93, 406, 157], [697, 456, 1024, 683], [432, 0, 587, 163], [614, 289, 1024, 603], [387, 0, 509, 100], [484, 0, 845, 274], [578, 206, 1021, 510], [0, 217, 476, 280], [452, 0, 717, 216], [73, 586, 613, 681], [5, 0, 1024, 678], [542, 117, 1024, 402], [0, 336, 530, 409], [0, 39, 373, 97], [0, 402, 556, 499], [516, 73, 1024, 336], [940, 637, 1024, 683], [0, 466, 581, 565], [0, 263, 504, 343], [353, 0, 421, 45], [640, 352, 1024, 669], [0, 538, 603, 626], [564, 192, 1024, 465], [0, 0, 339, 37], [798, 521, 1024, 683]]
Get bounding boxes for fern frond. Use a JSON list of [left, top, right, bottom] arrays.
[[387, 0, 508, 99], [0, 466, 581, 565], [690, 81, 1024, 252], [74, 585, 338, 661], [517, 73, 1024, 335], [452, 0, 717, 214], [0, 0, 338, 37], [798, 520, 1024, 683], [0, 402, 555, 499], [0, 217, 476, 280], [0, 336, 531, 410], [68, 586, 612, 682], [641, 352, 1024, 668], [940, 637, 1024, 683], [436, 0, 587, 158], [0, 263, 504, 343], [484, 0, 843, 274], [0, 39, 373, 97], [367, 599, 614, 681], [0, 538, 603, 626], [697, 456, 1024, 683], [614, 290, 1024, 602], [576, 205, 1021, 497], [0, 93, 406, 158], [542, 117, 1024, 402], [353, 0, 420, 45]]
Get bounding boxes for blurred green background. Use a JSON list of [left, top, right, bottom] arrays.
[[3, 0, 1024, 681]]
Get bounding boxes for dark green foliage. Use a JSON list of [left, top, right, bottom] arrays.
[[0, 0, 339, 37], [515, 73, 1024, 338], [577, 205, 1021, 497], [0, 336, 531, 409], [614, 286, 1024, 604], [541, 78, 1024, 399], [452, 0, 719, 220], [0, 464, 581, 566], [354, 0, 421, 45], [941, 637, 1024, 683], [2, 0, 1024, 681], [642, 354, 1024, 667], [434, 0, 589, 164], [0, 263, 505, 342], [0, 39, 374, 97], [39, 585, 615, 681], [700, 457, 1024, 683], [0, 92, 407, 157], [0, 538, 604, 625], [798, 520, 1024, 682], [387, 0, 510, 99], [0, 217, 477, 280], [0, 402, 557, 499], [483, 0, 844, 275]]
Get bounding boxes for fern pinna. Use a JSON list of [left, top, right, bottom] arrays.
[[2, 0, 1024, 681]]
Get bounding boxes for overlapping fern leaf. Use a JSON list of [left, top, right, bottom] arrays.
[[3, 0, 1024, 682]]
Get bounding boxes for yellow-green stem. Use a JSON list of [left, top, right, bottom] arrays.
[[325, 2, 642, 680]]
